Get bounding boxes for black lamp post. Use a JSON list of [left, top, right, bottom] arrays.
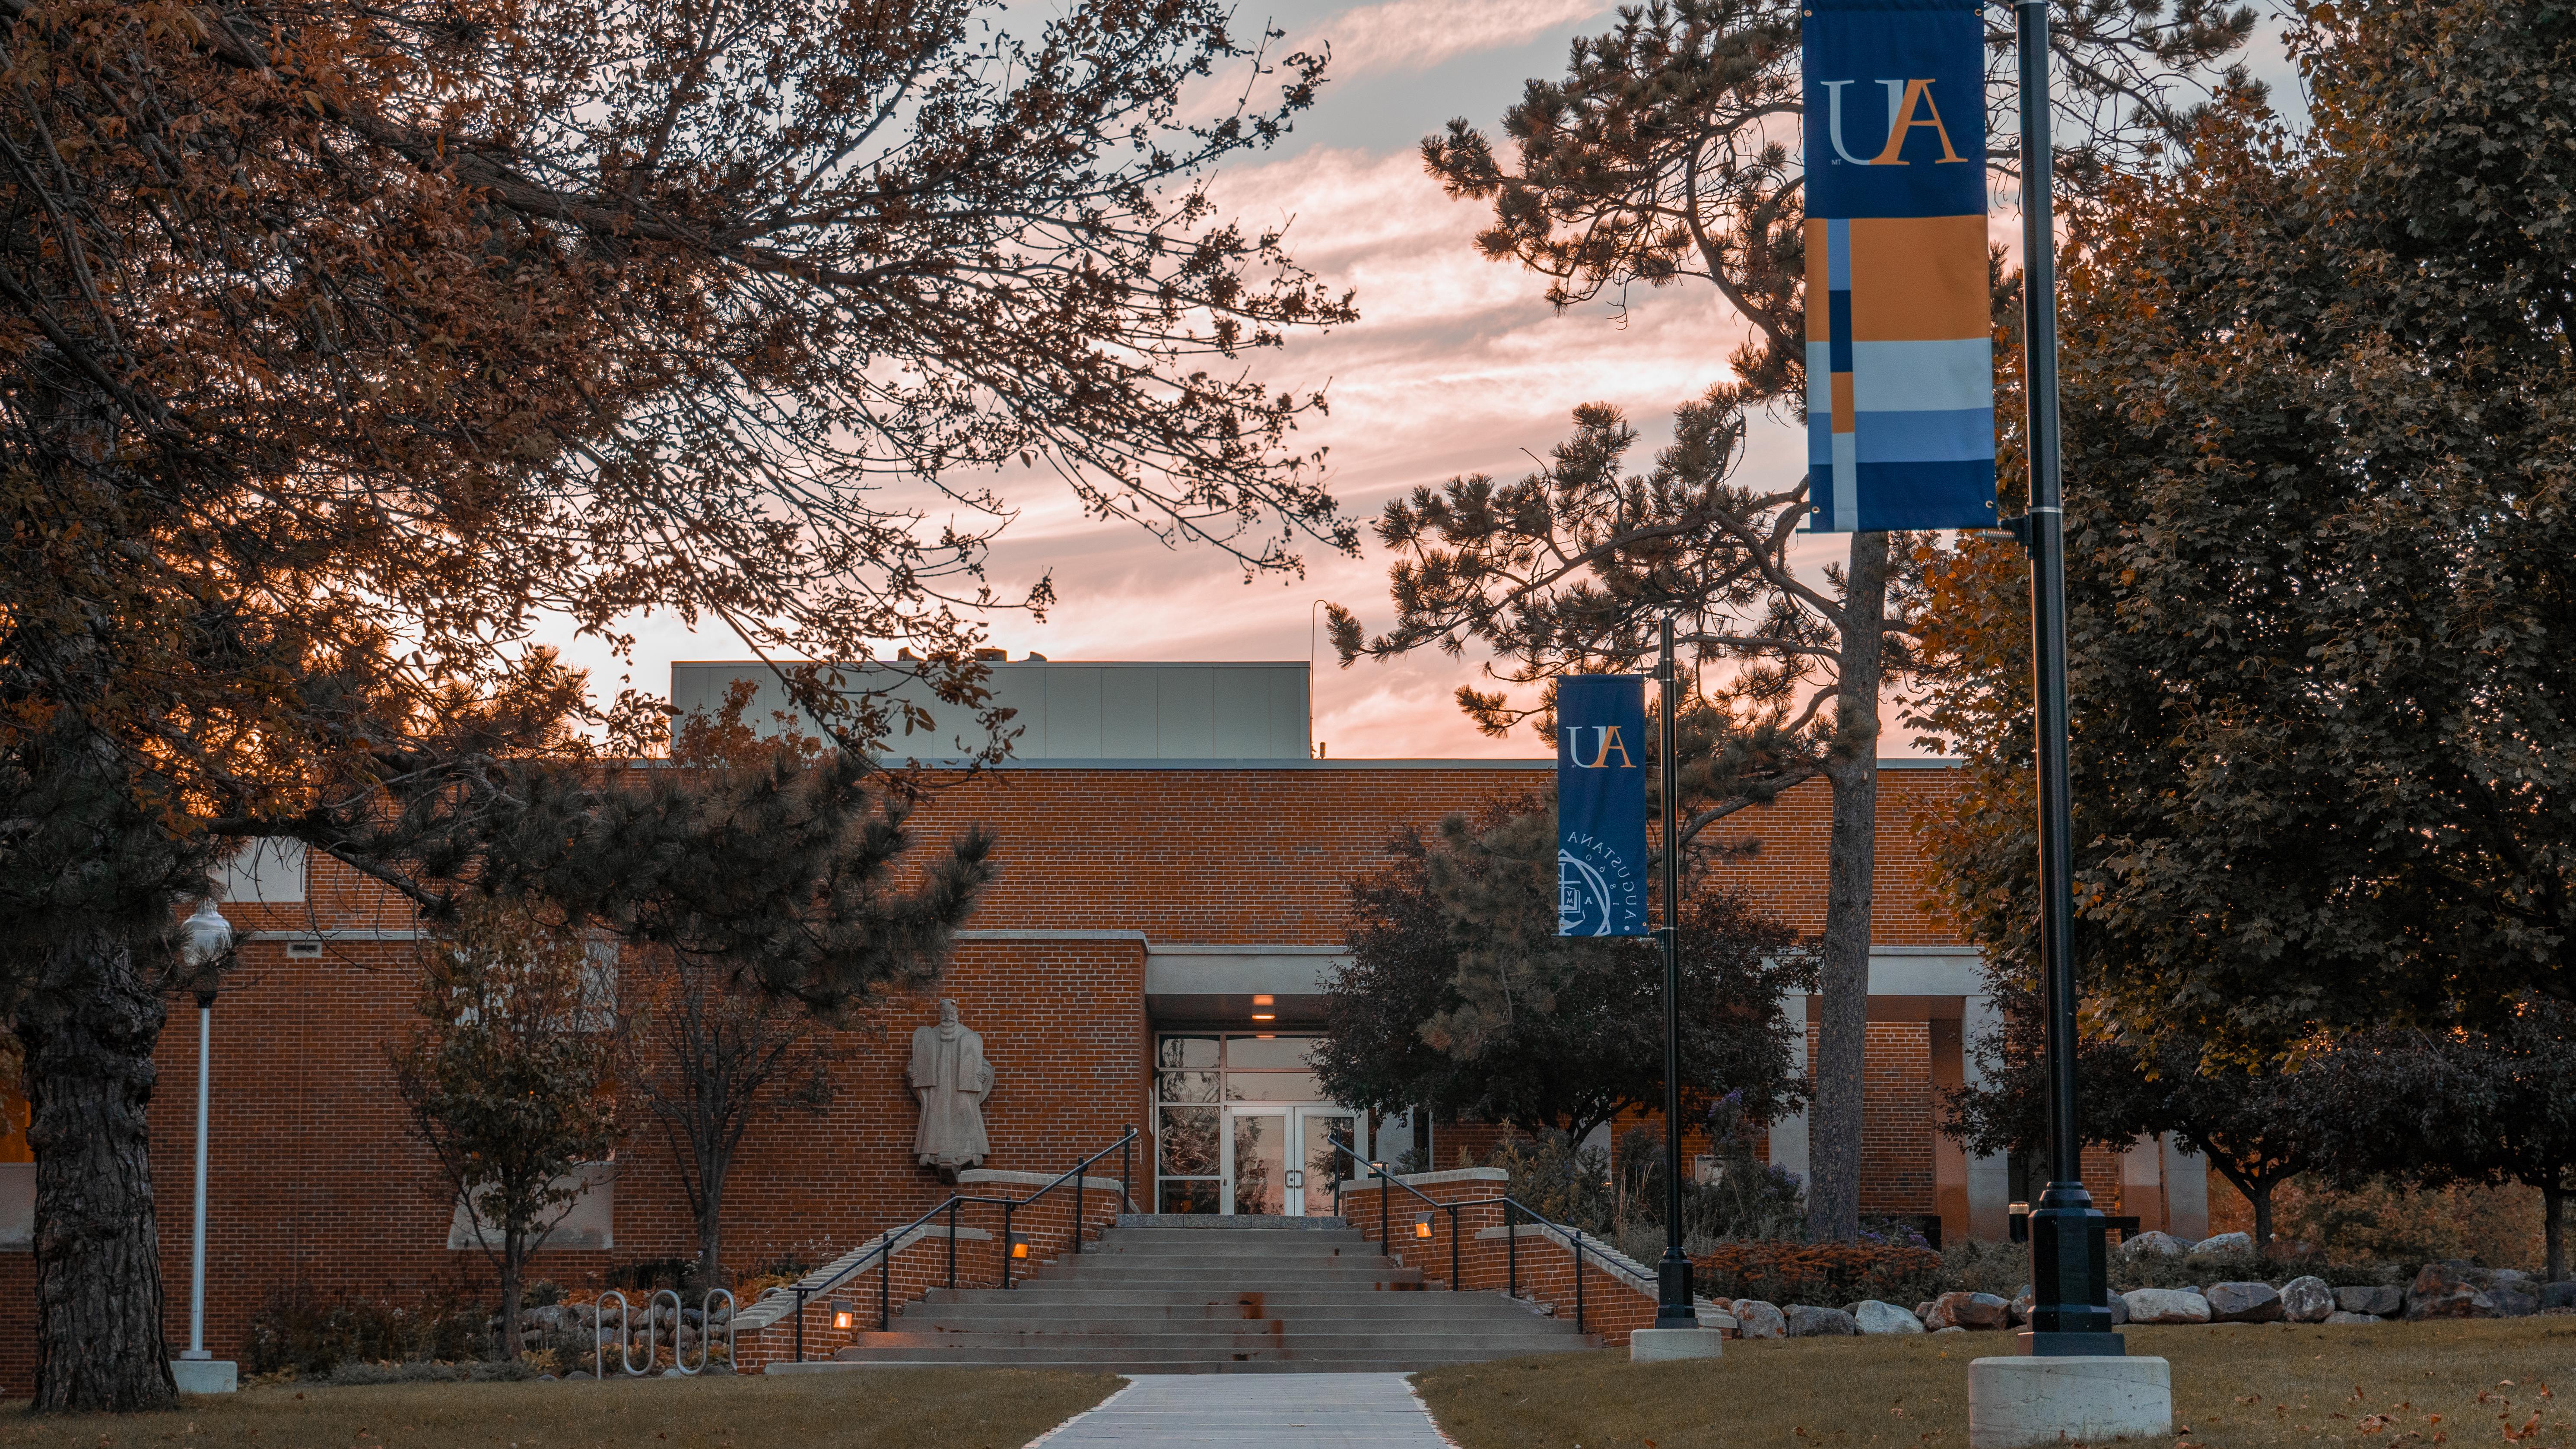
[[1652, 615, 1695, 1329], [2011, 0, 2121, 1359]]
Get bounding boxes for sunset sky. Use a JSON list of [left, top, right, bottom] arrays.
[[551, 0, 2300, 761]]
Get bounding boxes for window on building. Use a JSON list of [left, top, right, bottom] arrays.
[[1153, 1034, 1343, 1214], [214, 838, 306, 904]]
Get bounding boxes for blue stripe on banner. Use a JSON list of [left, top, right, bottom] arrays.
[[1849, 458, 1996, 530], [1826, 218, 1851, 290], [1829, 290, 1853, 373], [1809, 409, 1833, 466], [1849, 339, 1992, 412], [1856, 406, 1994, 462]]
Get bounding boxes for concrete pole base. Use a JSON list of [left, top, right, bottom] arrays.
[[171, 1359, 239, 1394], [1629, 1328, 1725, 1362], [1968, 1355, 2169, 1449]]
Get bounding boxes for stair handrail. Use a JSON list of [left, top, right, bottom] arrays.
[[1327, 1145, 1617, 1333], [786, 1123, 1140, 1362], [1319, 1138, 1461, 1290]]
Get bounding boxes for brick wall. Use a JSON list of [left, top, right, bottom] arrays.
[[0, 762, 1973, 1383]]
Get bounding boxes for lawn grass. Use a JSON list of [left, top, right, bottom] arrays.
[[0, 1369, 1121, 1449], [1417, 1318, 2576, 1449]]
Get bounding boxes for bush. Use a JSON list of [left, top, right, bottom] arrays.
[[1941, 1239, 2028, 1297], [321, 1359, 549, 1386], [245, 1283, 489, 1376], [1694, 1241, 1948, 1307]]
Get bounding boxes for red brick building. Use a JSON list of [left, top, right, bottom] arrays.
[[0, 661, 2208, 1384]]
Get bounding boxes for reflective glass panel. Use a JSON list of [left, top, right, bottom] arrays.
[[1158, 1106, 1220, 1176], [1158, 1036, 1219, 1069], [1225, 1071, 1327, 1102], [1157, 1179, 1219, 1214], [1225, 1035, 1318, 1070], [1230, 1112, 1286, 1216], [1299, 1111, 1359, 1218], [1158, 1070, 1220, 1104]]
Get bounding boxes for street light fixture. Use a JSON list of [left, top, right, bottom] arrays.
[[172, 899, 238, 1394]]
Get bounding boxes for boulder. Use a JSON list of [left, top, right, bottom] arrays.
[[2323, 1310, 2388, 1325], [2488, 1271, 2540, 1318], [1786, 1304, 1860, 1337], [2121, 1288, 2213, 1325], [2118, 1230, 2193, 1258], [2206, 1281, 2284, 1323], [1916, 1301, 1938, 1325], [1933, 1325, 1966, 1334], [2544, 1282, 2576, 1312], [2407, 1261, 2511, 1320], [1732, 1300, 1787, 1339], [1924, 1291, 2012, 1332], [2186, 1231, 2254, 1262], [2108, 1292, 2130, 1327], [1853, 1300, 1925, 1335], [2279, 1276, 2335, 1323], [2335, 1284, 2404, 1318], [2008, 1290, 2034, 1326]]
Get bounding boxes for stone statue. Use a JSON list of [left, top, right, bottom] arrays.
[[907, 999, 993, 1179]]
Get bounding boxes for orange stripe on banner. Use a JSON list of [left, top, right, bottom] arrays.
[[1849, 215, 1988, 341], [1831, 372, 1854, 432], [1806, 219, 1831, 342]]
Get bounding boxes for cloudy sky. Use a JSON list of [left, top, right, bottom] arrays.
[[552, 0, 2299, 761]]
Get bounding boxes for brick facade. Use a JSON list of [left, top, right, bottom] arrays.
[[0, 761, 1981, 1385]]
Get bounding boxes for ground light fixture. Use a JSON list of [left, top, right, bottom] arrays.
[[1414, 1214, 1433, 1240], [830, 1300, 854, 1331], [1250, 1013, 1276, 1022]]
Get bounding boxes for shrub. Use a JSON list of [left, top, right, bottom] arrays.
[[1695, 1241, 1948, 1307], [246, 1282, 490, 1376]]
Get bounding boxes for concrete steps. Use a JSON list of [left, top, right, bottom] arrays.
[[823, 1214, 1601, 1372]]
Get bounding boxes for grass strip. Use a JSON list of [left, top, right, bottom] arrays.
[[1417, 1318, 2575, 1449], [0, 1368, 1122, 1449]]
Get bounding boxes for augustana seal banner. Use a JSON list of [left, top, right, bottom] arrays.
[[1556, 675, 1648, 937], [1802, 0, 1995, 533]]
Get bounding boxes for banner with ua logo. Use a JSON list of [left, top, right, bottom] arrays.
[[1556, 675, 1648, 937], [1802, 0, 1996, 532]]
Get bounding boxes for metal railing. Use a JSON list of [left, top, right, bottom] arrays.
[[790, 1126, 1138, 1361], [1323, 1143, 1610, 1333]]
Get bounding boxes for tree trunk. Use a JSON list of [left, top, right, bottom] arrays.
[[2543, 1181, 2565, 1285], [1807, 530, 1890, 1244], [497, 1230, 524, 1360], [2248, 1179, 2273, 1257], [21, 929, 177, 1411], [693, 1138, 729, 1290]]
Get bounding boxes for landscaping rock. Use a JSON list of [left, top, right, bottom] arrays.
[[2488, 1271, 2540, 1318], [2121, 1288, 2212, 1325], [2186, 1232, 2254, 1262], [2323, 1310, 2386, 1325], [2009, 1290, 2034, 1326], [1733, 1300, 1787, 1339], [2544, 1282, 2576, 1312], [1925, 1291, 2012, 1331], [2336, 1284, 2404, 1317], [1916, 1301, 1938, 1325], [1787, 1304, 1860, 1337], [2280, 1276, 2335, 1323], [2206, 1281, 2285, 1323], [1853, 1300, 1925, 1335], [2118, 1230, 2192, 1258], [1934, 1325, 1966, 1334], [2108, 1293, 2130, 1327], [2407, 1261, 2519, 1320]]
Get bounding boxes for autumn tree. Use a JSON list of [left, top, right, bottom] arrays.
[[2, 0, 1344, 1407], [1314, 794, 1816, 1147], [391, 902, 624, 1360], [1335, 0, 2249, 1241], [1912, 6, 2576, 1060]]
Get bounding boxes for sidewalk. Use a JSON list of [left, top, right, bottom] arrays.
[[1031, 1372, 1455, 1448]]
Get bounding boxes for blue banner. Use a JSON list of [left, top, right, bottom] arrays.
[[1802, 0, 1997, 533], [1556, 675, 1648, 937]]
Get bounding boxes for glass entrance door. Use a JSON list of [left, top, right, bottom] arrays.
[[1223, 1105, 1361, 1216]]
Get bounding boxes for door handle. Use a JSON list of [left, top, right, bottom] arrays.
[[1285, 1169, 1304, 1189]]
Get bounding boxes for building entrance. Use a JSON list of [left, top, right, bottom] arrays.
[[1153, 1033, 1363, 1216], [1221, 1105, 1357, 1216]]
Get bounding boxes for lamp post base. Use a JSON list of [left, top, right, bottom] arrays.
[[1630, 1327, 1725, 1362], [171, 1359, 238, 1395], [1967, 1355, 2169, 1449]]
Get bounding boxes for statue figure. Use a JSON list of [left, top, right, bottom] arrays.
[[907, 999, 993, 1179]]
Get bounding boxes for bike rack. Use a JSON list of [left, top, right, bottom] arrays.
[[590, 1290, 628, 1379], [676, 1289, 736, 1374]]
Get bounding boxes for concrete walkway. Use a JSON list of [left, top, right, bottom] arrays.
[[1031, 1373, 1455, 1448]]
